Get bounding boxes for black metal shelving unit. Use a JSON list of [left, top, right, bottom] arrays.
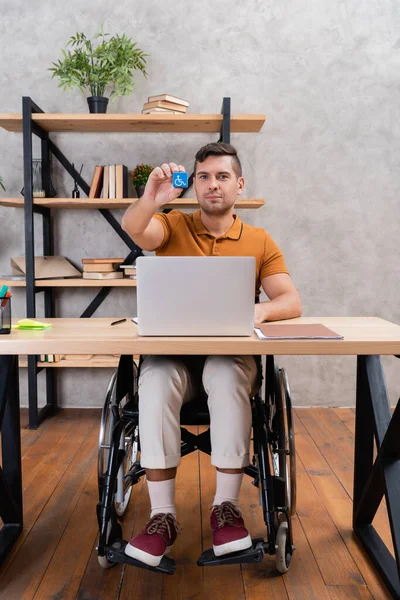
[[21, 96, 233, 429]]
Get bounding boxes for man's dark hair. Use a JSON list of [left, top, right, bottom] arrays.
[[194, 143, 242, 178]]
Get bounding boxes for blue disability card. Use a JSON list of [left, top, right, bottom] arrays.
[[172, 172, 188, 188]]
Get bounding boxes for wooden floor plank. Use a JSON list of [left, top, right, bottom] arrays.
[[0, 408, 396, 600], [295, 416, 393, 600], [299, 408, 395, 567], [20, 408, 29, 429], [281, 517, 332, 600], [323, 498, 394, 600], [20, 426, 49, 450], [21, 410, 97, 490], [308, 408, 355, 462], [296, 409, 394, 558], [161, 427, 204, 600], [295, 409, 354, 497], [0, 413, 98, 599], [34, 457, 99, 599], [326, 584, 373, 599], [2, 408, 53, 457], [293, 413, 349, 503], [296, 453, 364, 586], [118, 475, 164, 600], [199, 438, 246, 600], [77, 417, 146, 600], [240, 462, 290, 600], [0, 410, 97, 578], [19, 409, 89, 454], [331, 408, 356, 435], [77, 480, 143, 600]]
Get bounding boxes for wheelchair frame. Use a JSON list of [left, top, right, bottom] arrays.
[[96, 354, 296, 575]]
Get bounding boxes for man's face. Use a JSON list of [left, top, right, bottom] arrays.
[[193, 155, 244, 217]]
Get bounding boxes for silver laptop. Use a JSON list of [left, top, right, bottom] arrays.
[[136, 256, 255, 336]]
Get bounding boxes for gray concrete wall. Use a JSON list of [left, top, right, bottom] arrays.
[[0, 0, 399, 408]]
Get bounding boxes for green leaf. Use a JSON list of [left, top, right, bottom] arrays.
[[49, 28, 149, 97]]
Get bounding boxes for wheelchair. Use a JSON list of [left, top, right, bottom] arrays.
[[96, 354, 296, 575]]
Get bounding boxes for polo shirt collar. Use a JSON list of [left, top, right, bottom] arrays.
[[193, 210, 242, 240]]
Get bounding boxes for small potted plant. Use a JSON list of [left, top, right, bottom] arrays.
[[49, 27, 148, 113], [131, 164, 153, 197]]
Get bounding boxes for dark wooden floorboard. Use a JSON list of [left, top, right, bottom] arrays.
[[0, 408, 395, 599]]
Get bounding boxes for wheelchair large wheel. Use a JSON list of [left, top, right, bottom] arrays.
[[115, 421, 138, 517], [270, 367, 296, 517], [98, 362, 139, 518]]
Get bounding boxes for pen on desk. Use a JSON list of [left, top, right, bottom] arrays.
[[111, 318, 127, 326]]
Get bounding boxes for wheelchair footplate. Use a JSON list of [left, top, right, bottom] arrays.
[[197, 538, 266, 567], [105, 540, 176, 575]]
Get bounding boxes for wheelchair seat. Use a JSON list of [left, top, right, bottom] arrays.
[[120, 391, 211, 426]]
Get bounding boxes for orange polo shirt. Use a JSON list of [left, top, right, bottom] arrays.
[[153, 210, 289, 297]]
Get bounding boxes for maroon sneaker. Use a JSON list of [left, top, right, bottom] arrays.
[[125, 513, 180, 567], [211, 501, 252, 556]]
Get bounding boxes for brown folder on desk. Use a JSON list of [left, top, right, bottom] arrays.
[[256, 323, 344, 340]]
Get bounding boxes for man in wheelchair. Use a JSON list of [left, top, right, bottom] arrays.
[[121, 143, 302, 568]]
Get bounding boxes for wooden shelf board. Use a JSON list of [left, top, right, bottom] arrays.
[[0, 197, 265, 209], [18, 355, 139, 368], [0, 113, 266, 134], [0, 278, 137, 288]]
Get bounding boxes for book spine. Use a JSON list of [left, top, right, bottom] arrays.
[[89, 166, 104, 198], [123, 165, 128, 199], [109, 165, 116, 199], [102, 166, 109, 199]]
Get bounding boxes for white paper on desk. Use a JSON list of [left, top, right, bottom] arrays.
[[254, 328, 266, 339], [131, 318, 138, 324]]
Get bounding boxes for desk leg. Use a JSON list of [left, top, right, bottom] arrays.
[[354, 355, 400, 599], [0, 355, 23, 566]]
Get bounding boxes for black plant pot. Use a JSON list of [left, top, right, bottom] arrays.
[[135, 185, 146, 197], [87, 96, 109, 114]]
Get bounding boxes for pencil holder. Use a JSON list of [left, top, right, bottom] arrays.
[[0, 296, 11, 334]]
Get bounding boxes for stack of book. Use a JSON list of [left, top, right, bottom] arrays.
[[82, 258, 124, 280], [120, 264, 137, 279], [39, 354, 62, 363], [142, 94, 189, 115], [89, 165, 128, 199]]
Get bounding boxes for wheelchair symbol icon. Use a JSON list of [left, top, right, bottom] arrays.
[[172, 172, 188, 188]]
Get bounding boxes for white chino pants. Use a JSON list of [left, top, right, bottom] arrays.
[[138, 355, 259, 469]]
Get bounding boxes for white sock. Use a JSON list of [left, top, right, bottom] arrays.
[[147, 478, 177, 518], [213, 471, 244, 508]]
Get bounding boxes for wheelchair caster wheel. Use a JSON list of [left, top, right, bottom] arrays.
[[275, 521, 292, 574], [98, 554, 115, 569], [97, 521, 122, 569]]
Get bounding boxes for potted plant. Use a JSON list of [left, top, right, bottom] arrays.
[[49, 28, 148, 113], [131, 164, 153, 197]]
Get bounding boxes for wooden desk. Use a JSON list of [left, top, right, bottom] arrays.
[[0, 316, 399, 596], [1, 316, 399, 355]]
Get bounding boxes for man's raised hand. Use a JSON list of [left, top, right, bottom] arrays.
[[144, 162, 186, 208]]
